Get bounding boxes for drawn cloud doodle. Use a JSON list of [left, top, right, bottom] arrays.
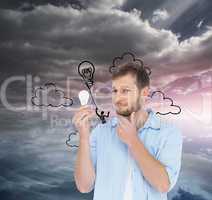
[[109, 52, 151, 76], [148, 90, 181, 115], [66, 131, 79, 148], [31, 82, 73, 107]]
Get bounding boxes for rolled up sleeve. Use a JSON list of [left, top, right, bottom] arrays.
[[157, 126, 183, 192]]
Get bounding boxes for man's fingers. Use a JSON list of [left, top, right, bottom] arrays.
[[117, 126, 125, 138], [75, 108, 92, 118], [78, 105, 94, 112], [75, 110, 93, 119], [72, 109, 94, 124], [73, 110, 96, 127], [75, 113, 94, 128], [73, 111, 92, 125], [78, 105, 90, 111], [117, 115, 130, 124], [73, 106, 92, 120], [130, 112, 136, 126], [117, 120, 129, 133], [118, 116, 130, 129]]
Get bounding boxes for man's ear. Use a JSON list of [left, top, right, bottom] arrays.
[[141, 86, 149, 97]]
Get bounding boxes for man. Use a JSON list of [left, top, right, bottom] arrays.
[[72, 62, 183, 200]]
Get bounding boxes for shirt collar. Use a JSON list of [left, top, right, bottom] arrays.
[[110, 108, 161, 131]]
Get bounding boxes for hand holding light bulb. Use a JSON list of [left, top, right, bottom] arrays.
[[72, 90, 96, 138], [78, 90, 90, 106]]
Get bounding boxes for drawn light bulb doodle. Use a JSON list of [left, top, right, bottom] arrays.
[[77, 60, 110, 125], [66, 60, 109, 147], [78, 90, 90, 106], [78, 61, 95, 89]]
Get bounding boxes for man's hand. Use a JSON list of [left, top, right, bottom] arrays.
[[116, 112, 138, 146], [73, 105, 97, 193], [72, 105, 96, 140]]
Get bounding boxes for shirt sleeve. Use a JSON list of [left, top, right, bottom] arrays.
[[156, 126, 183, 192], [89, 126, 99, 171]]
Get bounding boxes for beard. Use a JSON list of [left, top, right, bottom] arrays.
[[116, 107, 132, 117], [115, 97, 142, 117]]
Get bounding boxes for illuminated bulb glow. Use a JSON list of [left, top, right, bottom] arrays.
[[78, 90, 90, 106]]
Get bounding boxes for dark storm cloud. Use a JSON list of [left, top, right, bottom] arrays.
[[0, 1, 212, 98], [0, 6, 82, 76], [123, 0, 212, 40], [0, 0, 83, 10], [0, 4, 179, 77], [169, 0, 212, 40], [122, 0, 166, 18], [79, 0, 126, 9], [147, 27, 212, 69]]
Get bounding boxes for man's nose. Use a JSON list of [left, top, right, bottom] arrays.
[[114, 94, 125, 104]]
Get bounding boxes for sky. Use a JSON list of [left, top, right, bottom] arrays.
[[0, 0, 212, 200], [0, 0, 212, 134], [0, 0, 212, 80]]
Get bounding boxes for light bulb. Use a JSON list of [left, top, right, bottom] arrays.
[[78, 90, 90, 106], [78, 61, 95, 89]]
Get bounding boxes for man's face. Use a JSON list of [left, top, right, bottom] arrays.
[[112, 74, 145, 117]]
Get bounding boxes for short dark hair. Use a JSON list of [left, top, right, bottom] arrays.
[[111, 62, 150, 89]]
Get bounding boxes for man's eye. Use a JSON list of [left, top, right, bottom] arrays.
[[112, 89, 130, 93], [122, 89, 130, 93]]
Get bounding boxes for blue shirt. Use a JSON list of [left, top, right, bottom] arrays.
[[89, 108, 183, 200]]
